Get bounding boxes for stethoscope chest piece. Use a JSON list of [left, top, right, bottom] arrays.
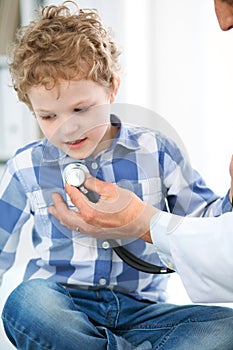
[[63, 163, 88, 188], [63, 163, 99, 203]]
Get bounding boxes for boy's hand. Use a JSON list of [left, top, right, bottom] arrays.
[[49, 177, 158, 242]]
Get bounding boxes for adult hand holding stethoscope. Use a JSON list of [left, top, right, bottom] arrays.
[[49, 163, 173, 274]]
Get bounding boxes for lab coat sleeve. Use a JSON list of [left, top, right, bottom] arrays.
[[151, 212, 233, 303]]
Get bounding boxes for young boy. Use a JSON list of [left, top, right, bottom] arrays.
[[1, 2, 233, 349]]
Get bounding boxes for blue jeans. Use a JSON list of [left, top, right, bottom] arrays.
[[2, 279, 233, 350]]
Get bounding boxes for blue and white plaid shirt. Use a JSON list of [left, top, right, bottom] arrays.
[[0, 116, 231, 302]]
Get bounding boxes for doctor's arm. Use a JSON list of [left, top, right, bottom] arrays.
[[49, 153, 233, 238]]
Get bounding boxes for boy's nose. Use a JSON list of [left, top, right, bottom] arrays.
[[61, 114, 80, 135]]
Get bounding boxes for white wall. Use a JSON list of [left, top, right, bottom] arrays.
[[0, 58, 38, 160], [116, 0, 232, 197], [0, 0, 40, 161]]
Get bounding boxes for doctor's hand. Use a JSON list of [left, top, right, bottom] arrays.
[[49, 177, 158, 242]]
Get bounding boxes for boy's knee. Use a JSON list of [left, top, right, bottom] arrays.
[[2, 279, 61, 321]]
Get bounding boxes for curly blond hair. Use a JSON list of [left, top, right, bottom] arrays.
[[9, 1, 121, 109]]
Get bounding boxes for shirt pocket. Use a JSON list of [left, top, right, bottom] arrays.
[[28, 188, 75, 237]]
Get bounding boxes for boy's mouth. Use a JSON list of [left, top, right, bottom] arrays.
[[65, 137, 87, 145], [65, 137, 87, 148]]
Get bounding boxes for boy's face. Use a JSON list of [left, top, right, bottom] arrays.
[[28, 79, 118, 159]]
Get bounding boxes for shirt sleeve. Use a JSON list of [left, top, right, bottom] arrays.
[[157, 135, 232, 217], [0, 161, 31, 282], [151, 211, 233, 302], [150, 212, 176, 269]]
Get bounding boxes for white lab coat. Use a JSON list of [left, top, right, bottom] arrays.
[[151, 212, 233, 303]]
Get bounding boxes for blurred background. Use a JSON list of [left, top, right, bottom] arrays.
[[0, 0, 233, 348]]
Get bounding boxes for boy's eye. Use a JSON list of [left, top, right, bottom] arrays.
[[74, 108, 83, 113], [40, 114, 56, 120], [74, 107, 88, 113]]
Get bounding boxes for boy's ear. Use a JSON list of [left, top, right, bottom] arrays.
[[110, 74, 120, 103]]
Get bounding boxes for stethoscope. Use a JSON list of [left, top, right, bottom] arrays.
[[63, 163, 174, 274]]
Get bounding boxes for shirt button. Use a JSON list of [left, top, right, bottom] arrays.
[[102, 241, 110, 249], [91, 162, 98, 170], [99, 278, 107, 286]]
